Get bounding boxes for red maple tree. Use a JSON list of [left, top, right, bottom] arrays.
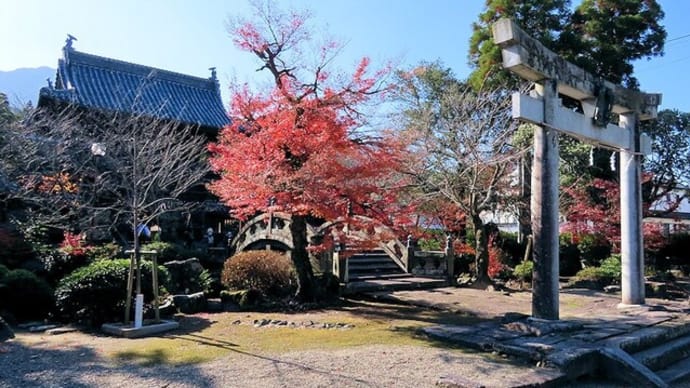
[[209, 4, 406, 301], [561, 177, 665, 256]]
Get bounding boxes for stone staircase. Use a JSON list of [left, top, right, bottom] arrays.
[[347, 249, 408, 281], [423, 308, 690, 387], [612, 318, 690, 386], [341, 249, 447, 295]]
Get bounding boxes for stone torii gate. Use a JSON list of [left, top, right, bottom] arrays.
[[492, 19, 662, 320]]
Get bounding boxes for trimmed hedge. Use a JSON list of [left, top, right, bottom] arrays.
[[221, 250, 295, 297], [54, 258, 170, 326], [0, 269, 54, 321], [0, 264, 8, 281], [569, 255, 621, 289], [513, 260, 534, 282]]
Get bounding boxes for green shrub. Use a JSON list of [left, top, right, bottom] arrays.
[[141, 241, 200, 263], [37, 247, 93, 287], [513, 260, 534, 282], [0, 264, 8, 281], [577, 234, 612, 267], [0, 269, 54, 321], [164, 258, 212, 295], [418, 237, 442, 251], [572, 266, 606, 282], [54, 258, 170, 326], [87, 243, 124, 261], [570, 255, 621, 289], [599, 254, 622, 280], [221, 250, 295, 298]]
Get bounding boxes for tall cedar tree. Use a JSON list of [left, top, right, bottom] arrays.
[[469, 0, 665, 90], [210, 4, 404, 301], [468, 0, 570, 90]]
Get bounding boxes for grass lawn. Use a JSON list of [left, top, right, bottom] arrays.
[[99, 299, 485, 366]]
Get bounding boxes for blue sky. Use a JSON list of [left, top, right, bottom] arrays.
[[1, 0, 689, 112]]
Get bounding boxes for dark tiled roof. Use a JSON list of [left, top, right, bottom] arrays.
[[39, 45, 230, 130]]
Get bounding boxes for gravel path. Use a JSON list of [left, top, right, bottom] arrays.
[[0, 336, 556, 388], [4, 286, 665, 387]]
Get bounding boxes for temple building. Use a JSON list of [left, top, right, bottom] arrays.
[[37, 36, 231, 245], [38, 36, 229, 136]]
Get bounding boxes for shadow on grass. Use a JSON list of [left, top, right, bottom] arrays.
[[336, 297, 486, 326], [161, 331, 378, 386], [1, 334, 214, 387]]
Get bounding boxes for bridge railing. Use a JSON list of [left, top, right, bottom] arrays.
[[332, 236, 456, 284]]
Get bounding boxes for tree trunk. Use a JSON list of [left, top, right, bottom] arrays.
[[472, 215, 491, 285], [289, 214, 315, 301]]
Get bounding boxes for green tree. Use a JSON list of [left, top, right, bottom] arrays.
[[468, 0, 570, 90], [0, 93, 17, 127], [641, 109, 690, 211], [468, 0, 666, 91], [562, 0, 666, 89]]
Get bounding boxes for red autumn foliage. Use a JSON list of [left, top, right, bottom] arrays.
[[562, 177, 666, 254], [210, 6, 408, 301], [59, 231, 90, 257], [209, 13, 406, 228], [487, 234, 508, 279], [562, 178, 621, 246]]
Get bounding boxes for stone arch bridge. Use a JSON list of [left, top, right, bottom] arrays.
[[230, 212, 411, 276]]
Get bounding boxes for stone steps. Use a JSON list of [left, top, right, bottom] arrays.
[[347, 249, 406, 280], [421, 310, 690, 387], [343, 276, 448, 295], [656, 355, 690, 385], [633, 333, 690, 372]]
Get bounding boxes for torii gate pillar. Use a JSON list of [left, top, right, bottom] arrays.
[[493, 19, 661, 319], [531, 81, 560, 319], [620, 113, 645, 305]]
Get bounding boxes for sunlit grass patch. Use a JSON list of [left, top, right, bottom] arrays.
[[106, 301, 481, 366]]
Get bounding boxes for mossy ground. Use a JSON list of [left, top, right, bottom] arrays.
[[103, 300, 482, 366]]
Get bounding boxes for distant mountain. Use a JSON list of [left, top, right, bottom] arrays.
[[0, 67, 56, 108]]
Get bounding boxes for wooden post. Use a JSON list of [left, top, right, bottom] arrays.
[[531, 80, 560, 320], [445, 235, 456, 285], [619, 113, 645, 305], [151, 250, 160, 323], [124, 252, 135, 324]]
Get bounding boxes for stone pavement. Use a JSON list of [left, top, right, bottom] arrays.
[[361, 286, 690, 387]]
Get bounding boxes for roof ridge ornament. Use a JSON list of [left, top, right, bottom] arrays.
[[65, 34, 78, 50], [208, 67, 217, 81]]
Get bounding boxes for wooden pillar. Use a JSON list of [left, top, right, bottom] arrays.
[[151, 251, 160, 323], [619, 113, 645, 305], [445, 235, 456, 285], [531, 80, 560, 320], [124, 253, 135, 324]]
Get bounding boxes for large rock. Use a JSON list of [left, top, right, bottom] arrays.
[[172, 292, 207, 314], [163, 258, 206, 295]]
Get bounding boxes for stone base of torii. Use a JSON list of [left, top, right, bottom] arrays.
[[492, 19, 661, 320]]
